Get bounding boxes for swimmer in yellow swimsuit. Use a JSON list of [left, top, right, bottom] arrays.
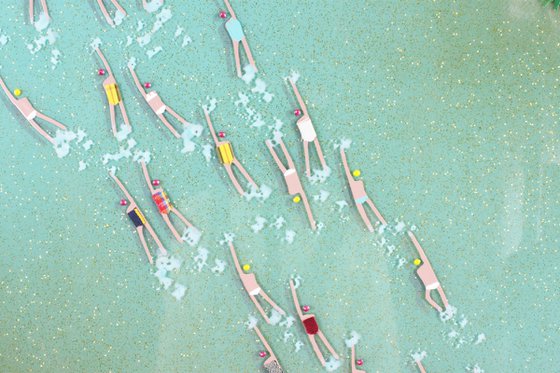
[[203, 109, 257, 196], [95, 47, 131, 137]]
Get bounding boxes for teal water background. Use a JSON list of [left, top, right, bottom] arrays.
[[1, 0, 559, 372]]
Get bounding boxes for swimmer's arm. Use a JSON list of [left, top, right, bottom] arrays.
[[407, 231, 430, 265], [109, 172, 135, 204], [95, 47, 113, 76], [253, 326, 274, 357], [289, 79, 308, 116], [289, 280, 304, 319], [0, 77, 17, 105], [140, 160, 155, 193], [128, 65, 147, 98], [228, 242, 244, 276], [340, 148, 353, 182], [223, 0, 236, 19], [203, 109, 219, 145]]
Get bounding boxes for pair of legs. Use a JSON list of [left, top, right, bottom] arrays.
[[160, 209, 193, 242], [307, 329, 339, 366], [356, 198, 387, 232], [425, 285, 448, 313], [27, 111, 67, 145], [29, 0, 49, 23], [231, 38, 257, 77], [96, 0, 126, 26], [223, 160, 257, 195], [249, 289, 285, 324], [108, 99, 130, 137], [302, 138, 327, 177], [155, 105, 186, 138], [135, 222, 166, 264]]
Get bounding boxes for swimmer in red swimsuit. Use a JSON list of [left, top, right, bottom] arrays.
[[140, 161, 196, 243], [109, 172, 167, 264], [289, 279, 339, 367]]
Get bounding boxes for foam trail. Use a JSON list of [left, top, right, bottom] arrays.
[[251, 216, 267, 233], [211, 259, 226, 274], [345, 331, 361, 347], [324, 357, 341, 371], [268, 309, 283, 325], [294, 340, 304, 352], [193, 248, 209, 272], [171, 283, 187, 300], [439, 305, 458, 322], [34, 12, 50, 32], [246, 314, 258, 329]]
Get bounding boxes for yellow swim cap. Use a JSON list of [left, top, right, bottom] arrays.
[[413, 258, 422, 266], [14, 89, 22, 97], [352, 169, 361, 177], [293, 196, 301, 203], [242, 264, 251, 272]]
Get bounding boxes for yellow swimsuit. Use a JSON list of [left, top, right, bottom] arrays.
[[217, 142, 234, 165], [104, 83, 121, 105]]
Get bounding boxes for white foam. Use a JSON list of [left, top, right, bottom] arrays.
[[137, 7, 172, 46], [181, 35, 192, 47], [290, 274, 302, 289], [466, 364, 484, 373], [439, 305, 458, 322], [270, 217, 286, 230], [324, 356, 341, 372], [153, 267, 173, 289], [136, 20, 144, 32], [82, 140, 94, 151], [34, 12, 51, 32], [411, 350, 426, 362], [174, 26, 184, 38], [219, 232, 235, 245], [313, 190, 330, 203], [115, 124, 132, 142], [246, 314, 258, 329], [193, 247, 209, 272], [78, 161, 87, 171], [282, 330, 293, 343], [127, 57, 137, 69], [286, 71, 300, 83], [27, 28, 59, 54], [202, 97, 217, 113], [474, 333, 486, 345], [171, 283, 187, 300], [235, 92, 250, 107], [335, 200, 348, 211], [181, 226, 202, 247], [396, 256, 406, 268], [268, 309, 283, 325], [294, 340, 304, 352], [90, 38, 102, 51], [308, 166, 332, 184], [146, 46, 162, 59], [53, 130, 78, 158], [334, 138, 352, 150], [395, 221, 406, 233], [0, 33, 8, 47], [156, 255, 182, 272], [459, 315, 468, 329], [244, 184, 272, 202], [133, 150, 151, 164], [181, 124, 203, 154], [251, 216, 267, 233], [144, 0, 164, 13], [284, 230, 296, 244], [211, 259, 227, 274], [345, 331, 361, 348], [125, 36, 133, 47], [101, 138, 137, 164], [201, 143, 213, 162], [251, 79, 274, 103], [241, 65, 257, 84], [279, 315, 295, 329], [113, 10, 126, 26]]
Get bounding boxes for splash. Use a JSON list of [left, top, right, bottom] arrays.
[[269, 309, 283, 325], [181, 226, 202, 247], [245, 314, 258, 329], [279, 315, 295, 329], [144, 0, 164, 13], [270, 217, 286, 230], [34, 12, 50, 32], [27, 28, 59, 54], [133, 150, 151, 164], [324, 356, 341, 371], [53, 130, 78, 158], [193, 247, 209, 272], [181, 124, 203, 154], [294, 340, 304, 352], [202, 97, 217, 113], [244, 184, 272, 202], [439, 304, 458, 322], [115, 124, 132, 142], [252, 79, 274, 103], [211, 259, 227, 274], [78, 161, 88, 171], [219, 232, 235, 245], [283, 230, 296, 244], [411, 350, 426, 362], [345, 331, 361, 347], [241, 65, 257, 84], [313, 190, 330, 203], [101, 139, 137, 164], [308, 166, 332, 184], [171, 283, 187, 300], [251, 216, 267, 233], [113, 10, 126, 26], [474, 333, 486, 345], [290, 274, 302, 289], [146, 46, 162, 59], [335, 200, 348, 211], [334, 138, 352, 150], [466, 364, 484, 373], [201, 143, 213, 162]]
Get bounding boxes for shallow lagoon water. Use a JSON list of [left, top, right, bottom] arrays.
[[1, 1, 559, 372]]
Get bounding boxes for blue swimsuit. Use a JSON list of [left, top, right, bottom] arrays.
[[225, 19, 244, 42]]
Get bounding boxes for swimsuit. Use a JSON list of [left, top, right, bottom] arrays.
[[426, 282, 440, 290], [104, 83, 121, 106], [355, 196, 368, 205], [296, 117, 317, 142], [25, 110, 38, 121], [128, 207, 146, 227], [225, 18, 244, 42], [152, 190, 172, 214], [217, 142, 234, 165], [146, 91, 166, 114], [249, 287, 261, 296], [303, 317, 319, 335]]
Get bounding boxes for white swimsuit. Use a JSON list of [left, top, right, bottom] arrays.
[[25, 110, 38, 121], [249, 287, 261, 296], [426, 282, 440, 290], [146, 91, 166, 114], [296, 117, 317, 142]]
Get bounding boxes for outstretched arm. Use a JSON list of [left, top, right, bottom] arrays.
[[289, 79, 308, 116], [203, 109, 219, 145], [223, 0, 236, 18], [228, 242, 244, 277], [140, 160, 155, 193], [340, 148, 354, 182], [253, 326, 274, 357], [289, 280, 304, 319], [0, 76, 18, 105], [95, 47, 113, 76], [408, 231, 430, 265], [415, 359, 427, 373], [128, 65, 147, 98], [109, 172, 135, 204]]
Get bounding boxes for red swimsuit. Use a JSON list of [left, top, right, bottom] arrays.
[[303, 317, 319, 335]]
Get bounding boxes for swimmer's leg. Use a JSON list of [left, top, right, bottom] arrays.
[[233, 158, 257, 188], [29, 0, 34, 23], [118, 101, 130, 127], [224, 164, 244, 195], [136, 226, 153, 264], [317, 330, 339, 360], [109, 104, 117, 137], [97, 0, 114, 26], [313, 138, 327, 169], [356, 203, 374, 232], [259, 290, 285, 315], [162, 213, 183, 242], [241, 38, 257, 72], [36, 111, 66, 130], [166, 105, 191, 127], [425, 290, 443, 312], [110, 0, 127, 15], [144, 221, 167, 256], [232, 41, 242, 78], [308, 334, 326, 366], [40, 0, 50, 19], [303, 140, 310, 177], [437, 286, 449, 309], [172, 208, 194, 229], [300, 192, 317, 231], [416, 360, 427, 373], [249, 294, 271, 324], [157, 113, 181, 138], [365, 198, 387, 226], [28, 118, 55, 145]]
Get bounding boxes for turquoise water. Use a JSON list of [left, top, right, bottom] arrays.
[[1, 0, 560, 372]]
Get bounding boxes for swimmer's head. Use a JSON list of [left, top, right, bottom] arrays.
[[413, 258, 422, 266]]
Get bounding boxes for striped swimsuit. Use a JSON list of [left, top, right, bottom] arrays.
[[152, 190, 172, 214]]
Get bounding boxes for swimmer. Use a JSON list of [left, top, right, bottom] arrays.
[[253, 325, 285, 373], [96, 0, 126, 27], [289, 279, 339, 366], [408, 231, 449, 313], [95, 47, 131, 137], [0, 76, 67, 145], [140, 160, 196, 243], [415, 358, 427, 373], [128, 64, 190, 138], [340, 147, 387, 230], [351, 344, 366, 373], [204, 109, 257, 195], [109, 172, 167, 264], [229, 242, 285, 324], [288, 79, 327, 177], [265, 138, 316, 230], [222, 0, 258, 77], [29, 0, 50, 24]]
